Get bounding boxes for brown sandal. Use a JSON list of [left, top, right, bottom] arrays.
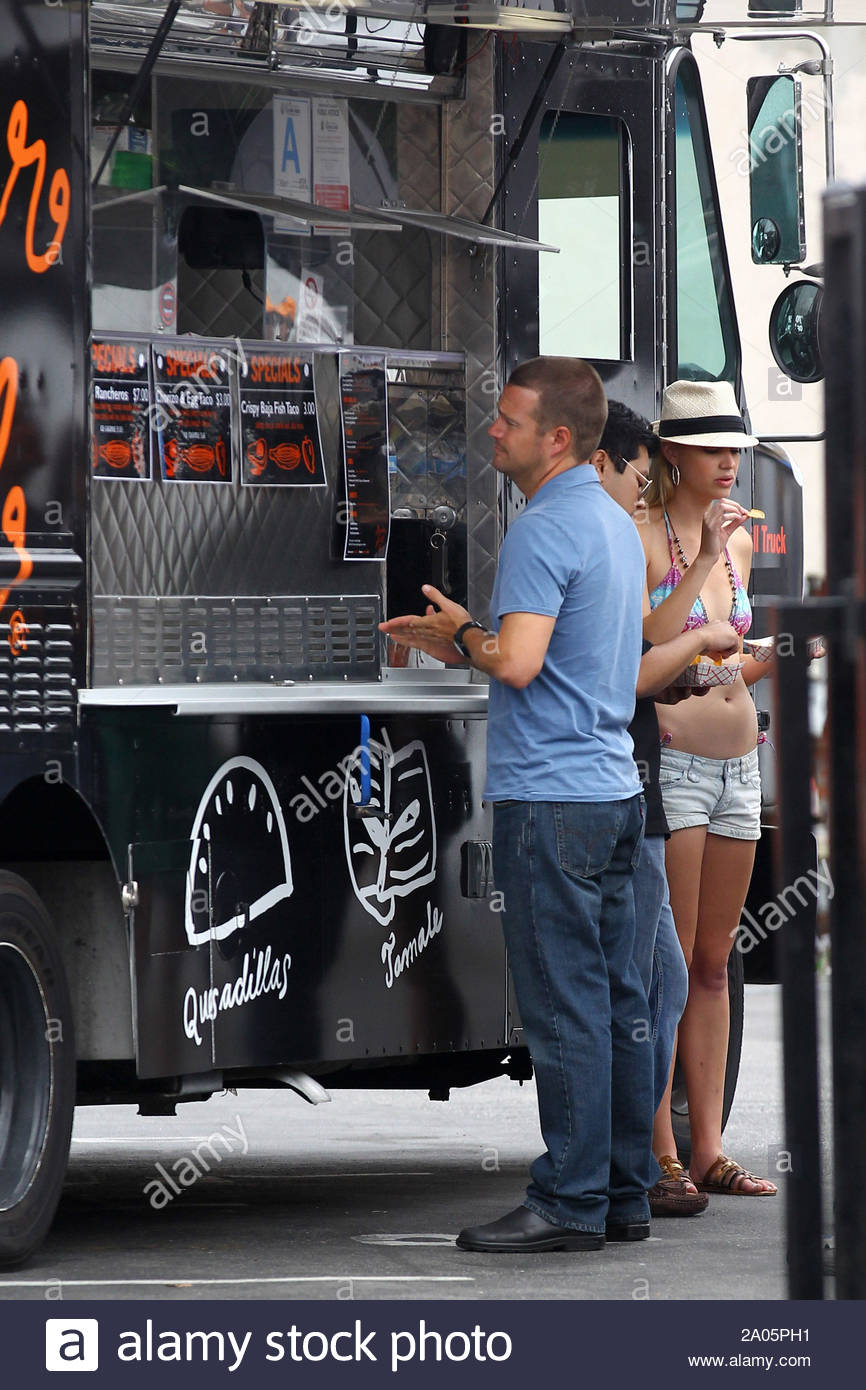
[[648, 1155, 709, 1217], [694, 1154, 777, 1196]]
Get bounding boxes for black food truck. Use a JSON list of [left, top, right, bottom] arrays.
[[0, 0, 835, 1264]]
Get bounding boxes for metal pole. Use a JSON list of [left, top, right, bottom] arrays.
[[823, 184, 866, 1299], [772, 603, 825, 1300]]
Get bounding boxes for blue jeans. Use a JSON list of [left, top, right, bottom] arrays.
[[494, 796, 653, 1234], [631, 834, 689, 1148]]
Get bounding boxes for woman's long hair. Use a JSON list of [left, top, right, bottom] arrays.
[[645, 440, 679, 512]]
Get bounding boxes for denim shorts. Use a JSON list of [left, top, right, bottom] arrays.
[[658, 746, 762, 841]]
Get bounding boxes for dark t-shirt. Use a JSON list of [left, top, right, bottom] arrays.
[[629, 642, 669, 838]]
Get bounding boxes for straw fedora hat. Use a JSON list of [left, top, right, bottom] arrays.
[[655, 379, 758, 448]]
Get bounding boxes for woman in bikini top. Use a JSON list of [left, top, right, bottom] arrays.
[[648, 511, 753, 638], [639, 378, 777, 1201]]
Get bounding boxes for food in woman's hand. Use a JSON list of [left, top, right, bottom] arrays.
[[743, 636, 774, 662], [681, 657, 745, 688], [746, 508, 765, 519]]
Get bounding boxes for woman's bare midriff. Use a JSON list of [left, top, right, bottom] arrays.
[[655, 676, 758, 760]]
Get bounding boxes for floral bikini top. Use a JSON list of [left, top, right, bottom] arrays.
[[647, 512, 752, 636]]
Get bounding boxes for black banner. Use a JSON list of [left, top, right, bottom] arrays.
[[152, 343, 233, 484], [239, 349, 325, 487], [91, 339, 151, 481], [340, 353, 390, 562], [0, 1299, 858, 1386]]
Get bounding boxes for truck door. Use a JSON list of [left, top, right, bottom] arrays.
[[667, 45, 811, 961], [666, 48, 743, 394], [500, 42, 665, 425], [498, 41, 668, 1045]]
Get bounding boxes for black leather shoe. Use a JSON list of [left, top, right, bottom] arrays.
[[456, 1206, 605, 1253], [605, 1221, 651, 1242]]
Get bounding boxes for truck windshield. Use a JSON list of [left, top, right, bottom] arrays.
[[538, 112, 627, 362], [673, 59, 738, 384]]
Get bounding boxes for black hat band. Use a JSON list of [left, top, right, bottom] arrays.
[[658, 414, 747, 439]]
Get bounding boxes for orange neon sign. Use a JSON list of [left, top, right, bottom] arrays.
[[0, 100, 69, 273], [0, 354, 28, 616], [0, 358, 27, 613], [0, 97, 69, 623], [8, 608, 28, 656]]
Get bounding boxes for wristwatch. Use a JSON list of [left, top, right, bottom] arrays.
[[452, 619, 486, 658]]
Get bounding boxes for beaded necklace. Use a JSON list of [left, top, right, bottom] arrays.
[[666, 514, 739, 616]]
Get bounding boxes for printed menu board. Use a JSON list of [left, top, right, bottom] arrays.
[[339, 352, 390, 562], [312, 96, 350, 234], [91, 338, 152, 481], [238, 349, 325, 487], [152, 342, 233, 484]]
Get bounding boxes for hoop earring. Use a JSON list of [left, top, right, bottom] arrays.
[[671, 465, 681, 487]]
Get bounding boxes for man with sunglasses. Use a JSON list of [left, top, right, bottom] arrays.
[[593, 400, 741, 1218]]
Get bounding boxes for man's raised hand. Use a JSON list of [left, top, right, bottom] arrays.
[[379, 585, 472, 666]]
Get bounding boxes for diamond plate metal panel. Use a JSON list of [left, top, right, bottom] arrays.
[[398, 101, 442, 341], [178, 264, 264, 340], [397, 103, 442, 215], [90, 351, 387, 683], [353, 228, 435, 350], [91, 352, 373, 599], [353, 102, 441, 350], [443, 41, 499, 625]]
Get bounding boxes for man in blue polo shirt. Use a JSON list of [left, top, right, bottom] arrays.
[[380, 357, 652, 1251]]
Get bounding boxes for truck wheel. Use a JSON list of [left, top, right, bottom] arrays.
[[670, 944, 744, 1164], [0, 873, 75, 1266]]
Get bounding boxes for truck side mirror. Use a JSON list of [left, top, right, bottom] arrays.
[[769, 281, 824, 384], [747, 75, 806, 267]]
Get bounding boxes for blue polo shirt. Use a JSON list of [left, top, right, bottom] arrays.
[[484, 465, 643, 802]]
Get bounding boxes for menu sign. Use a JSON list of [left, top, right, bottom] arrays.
[[91, 339, 152, 481], [152, 343, 233, 484], [238, 350, 325, 487], [339, 353, 390, 562], [312, 96, 350, 235]]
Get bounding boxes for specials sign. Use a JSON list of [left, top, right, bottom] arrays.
[[91, 338, 152, 480], [238, 349, 325, 487], [152, 342, 233, 484]]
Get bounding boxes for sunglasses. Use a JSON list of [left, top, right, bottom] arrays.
[[614, 455, 653, 497]]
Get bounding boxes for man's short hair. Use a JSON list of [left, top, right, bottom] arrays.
[[598, 400, 658, 471], [507, 356, 607, 464]]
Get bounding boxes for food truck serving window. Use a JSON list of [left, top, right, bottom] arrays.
[[538, 112, 628, 363], [673, 59, 739, 385], [90, 71, 441, 353]]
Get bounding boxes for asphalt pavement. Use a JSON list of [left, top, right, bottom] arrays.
[[0, 984, 818, 1302]]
